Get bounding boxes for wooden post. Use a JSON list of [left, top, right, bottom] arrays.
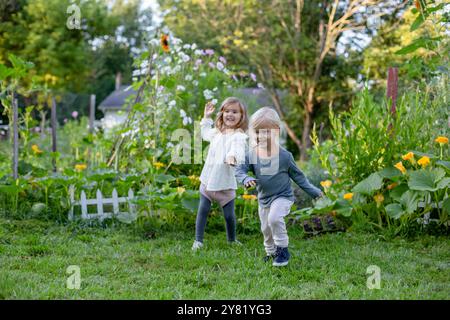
[[89, 94, 95, 134], [51, 96, 57, 172], [387, 67, 398, 115], [12, 96, 19, 180]]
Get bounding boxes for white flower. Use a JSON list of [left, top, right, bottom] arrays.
[[211, 99, 218, 105], [167, 142, 174, 148], [203, 89, 214, 100], [173, 65, 181, 73], [200, 72, 206, 77], [180, 109, 187, 118], [169, 100, 176, 108], [132, 69, 141, 77], [194, 49, 204, 56], [179, 52, 190, 62], [216, 62, 224, 71], [177, 85, 186, 91], [185, 74, 193, 81], [149, 38, 159, 47], [257, 83, 265, 89], [183, 44, 191, 49], [164, 57, 172, 64], [191, 43, 197, 50], [213, 87, 218, 91], [223, 68, 230, 75], [193, 80, 199, 86]]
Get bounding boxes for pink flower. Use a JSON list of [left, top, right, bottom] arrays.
[[195, 59, 202, 66], [250, 73, 257, 82], [71, 111, 78, 119], [205, 49, 214, 56], [208, 62, 215, 69], [34, 127, 41, 132], [219, 56, 227, 64], [64, 118, 68, 123]]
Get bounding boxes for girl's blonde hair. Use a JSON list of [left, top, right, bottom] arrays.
[[215, 97, 249, 132], [249, 107, 282, 148]]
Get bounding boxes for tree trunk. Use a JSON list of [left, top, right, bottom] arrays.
[[300, 104, 312, 161]]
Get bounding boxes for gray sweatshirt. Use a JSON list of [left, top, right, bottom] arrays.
[[235, 147, 323, 208]]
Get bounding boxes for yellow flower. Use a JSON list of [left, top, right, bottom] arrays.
[[188, 175, 200, 183], [402, 152, 415, 163], [242, 194, 257, 201], [387, 182, 398, 190], [153, 162, 165, 169], [31, 144, 43, 155], [373, 193, 384, 207], [320, 180, 332, 188], [75, 164, 87, 172], [343, 193, 353, 200], [435, 136, 448, 145], [394, 161, 406, 174], [417, 156, 430, 168], [176, 187, 185, 195]]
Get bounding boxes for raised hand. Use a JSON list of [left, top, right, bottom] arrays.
[[204, 101, 215, 118]]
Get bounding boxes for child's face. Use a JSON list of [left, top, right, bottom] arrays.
[[222, 103, 242, 129], [256, 128, 280, 145]]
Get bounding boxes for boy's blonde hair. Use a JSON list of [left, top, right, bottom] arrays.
[[249, 107, 282, 147], [215, 97, 249, 132]]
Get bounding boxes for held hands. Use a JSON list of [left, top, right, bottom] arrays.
[[244, 179, 257, 189], [204, 101, 215, 118], [225, 155, 237, 166]]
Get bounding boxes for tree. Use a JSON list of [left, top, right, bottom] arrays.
[[160, 0, 397, 160]]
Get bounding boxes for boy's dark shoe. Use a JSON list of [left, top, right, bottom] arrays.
[[272, 247, 290, 267]]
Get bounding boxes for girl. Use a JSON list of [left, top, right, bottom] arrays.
[[192, 97, 249, 251], [235, 107, 323, 266]]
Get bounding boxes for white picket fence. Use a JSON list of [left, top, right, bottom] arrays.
[[68, 185, 136, 221]]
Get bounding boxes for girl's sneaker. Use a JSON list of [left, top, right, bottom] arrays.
[[272, 247, 290, 267], [263, 252, 277, 263], [192, 240, 204, 251], [229, 240, 243, 246]]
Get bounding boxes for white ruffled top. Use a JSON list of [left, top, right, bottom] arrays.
[[199, 118, 247, 191]]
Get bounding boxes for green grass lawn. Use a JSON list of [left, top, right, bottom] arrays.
[[0, 217, 449, 299]]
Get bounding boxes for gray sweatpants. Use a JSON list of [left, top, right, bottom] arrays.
[[258, 197, 294, 254]]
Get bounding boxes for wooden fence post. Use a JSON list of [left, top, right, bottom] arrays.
[[12, 96, 19, 179], [89, 94, 95, 134], [51, 96, 57, 173]]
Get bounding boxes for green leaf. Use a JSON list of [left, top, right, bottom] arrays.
[[116, 212, 137, 224], [181, 198, 199, 213], [436, 160, 450, 170], [410, 14, 425, 31], [437, 177, 450, 190], [352, 173, 383, 195], [385, 203, 404, 219], [395, 38, 429, 55], [408, 168, 446, 191], [443, 197, 450, 215], [0, 64, 14, 80], [378, 167, 401, 179], [389, 184, 409, 202], [400, 190, 421, 214], [154, 174, 176, 183]]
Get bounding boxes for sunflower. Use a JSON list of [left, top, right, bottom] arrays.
[[160, 34, 170, 52]]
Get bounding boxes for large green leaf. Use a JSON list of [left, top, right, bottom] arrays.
[[385, 203, 404, 219], [400, 190, 421, 214], [378, 167, 402, 179], [181, 198, 199, 213], [154, 174, 176, 183], [443, 197, 450, 215], [389, 184, 409, 202], [352, 173, 383, 195], [437, 178, 450, 190], [408, 168, 446, 191]]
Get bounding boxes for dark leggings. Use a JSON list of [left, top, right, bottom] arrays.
[[195, 194, 236, 242]]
